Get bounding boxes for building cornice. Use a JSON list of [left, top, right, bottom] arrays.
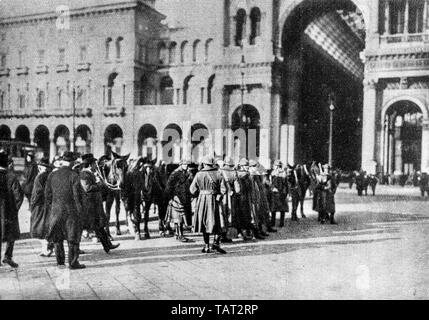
[[0, 1, 164, 26]]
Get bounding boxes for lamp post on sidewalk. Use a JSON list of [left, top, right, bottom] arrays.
[[239, 43, 248, 158], [328, 95, 335, 167], [72, 87, 76, 152]]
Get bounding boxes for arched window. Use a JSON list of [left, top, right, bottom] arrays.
[[105, 37, 112, 60], [158, 41, 168, 65], [180, 41, 188, 63], [207, 74, 215, 104], [205, 38, 213, 62], [169, 42, 177, 64], [193, 39, 201, 62], [249, 7, 261, 45], [76, 88, 86, 108], [37, 90, 45, 109], [17, 91, 25, 109], [107, 73, 118, 106], [0, 91, 5, 110], [57, 89, 63, 108], [183, 75, 193, 104], [235, 9, 246, 46], [160, 76, 174, 105], [116, 37, 123, 59]]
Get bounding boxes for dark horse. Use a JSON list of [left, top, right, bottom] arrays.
[[97, 152, 129, 238]]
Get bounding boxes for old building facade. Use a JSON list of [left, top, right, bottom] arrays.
[[0, 0, 429, 174]]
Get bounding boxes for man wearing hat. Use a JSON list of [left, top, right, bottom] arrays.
[[79, 153, 120, 253], [286, 164, 301, 222], [22, 151, 38, 206], [314, 164, 337, 224], [270, 160, 289, 228], [165, 159, 193, 242], [190, 155, 226, 253], [30, 157, 54, 257], [44, 151, 86, 269], [219, 156, 240, 243], [0, 153, 24, 268]]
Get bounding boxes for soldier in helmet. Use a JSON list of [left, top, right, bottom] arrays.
[[190, 156, 226, 253]]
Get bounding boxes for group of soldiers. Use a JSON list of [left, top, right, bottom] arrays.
[[0, 147, 339, 269]]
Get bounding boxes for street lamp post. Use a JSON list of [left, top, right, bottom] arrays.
[[239, 44, 247, 158], [72, 87, 76, 152], [328, 100, 335, 167]]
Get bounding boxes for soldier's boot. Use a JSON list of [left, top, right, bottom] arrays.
[[221, 231, 233, 243], [252, 225, 265, 240], [330, 213, 337, 225], [134, 223, 141, 241], [270, 212, 276, 227], [301, 206, 307, 219], [143, 221, 150, 239], [291, 211, 298, 222], [279, 212, 285, 228], [212, 235, 227, 254], [98, 228, 111, 253]]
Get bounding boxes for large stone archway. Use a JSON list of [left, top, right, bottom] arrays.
[[278, 0, 368, 170]]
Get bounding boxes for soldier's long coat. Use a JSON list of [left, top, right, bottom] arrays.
[[190, 167, 225, 234], [45, 166, 83, 243], [270, 169, 289, 212], [165, 168, 192, 224], [249, 171, 270, 225], [0, 168, 23, 242], [314, 175, 336, 214], [219, 167, 240, 227], [79, 169, 107, 231], [23, 161, 38, 198], [235, 170, 254, 229], [30, 171, 50, 239]]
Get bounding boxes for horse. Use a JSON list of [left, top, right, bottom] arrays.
[[97, 151, 129, 238]]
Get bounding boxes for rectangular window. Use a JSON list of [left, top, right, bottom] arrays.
[[80, 46, 87, 62], [200, 87, 205, 104], [19, 94, 25, 109], [1, 55, 6, 68], [38, 50, 45, 65], [176, 88, 180, 105], [18, 51, 23, 67], [59, 48, 65, 64]]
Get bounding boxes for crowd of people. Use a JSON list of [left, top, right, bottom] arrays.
[[0, 149, 339, 270]]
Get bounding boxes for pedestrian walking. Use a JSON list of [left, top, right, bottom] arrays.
[[0, 153, 24, 268], [44, 151, 86, 269], [22, 151, 38, 206], [79, 153, 120, 253], [368, 174, 379, 196], [190, 156, 226, 254], [30, 157, 54, 257]]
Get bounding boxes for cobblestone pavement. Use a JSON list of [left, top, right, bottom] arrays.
[[1, 184, 429, 300]]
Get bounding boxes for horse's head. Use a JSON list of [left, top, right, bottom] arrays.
[[102, 152, 129, 189]]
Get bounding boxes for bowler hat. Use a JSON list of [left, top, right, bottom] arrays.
[[0, 151, 8, 167], [61, 151, 76, 162], [81, 153, 96, 165]]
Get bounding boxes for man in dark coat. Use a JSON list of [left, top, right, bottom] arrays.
[[45, 151, 85, 269], [287, 165, 301, 222], [270, 160, 289, 227], [236, 158, 257, 240], [368, 174, 379, 196], [314, 164, 337, 224], [355, 170, 367, 196], [79, 153, 120, 253], [249, 160, 271, 237], [219, 156, 240, 242], [190, 156, 226, 254], [418, 171, 429, 197], [22, 151, 39, 205], [30, 157, 54, 257], [0, 154, 24, 268], [165, 159, 192, 242]]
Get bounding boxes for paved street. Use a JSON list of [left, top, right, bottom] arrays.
[[1, 184, 429, 300]]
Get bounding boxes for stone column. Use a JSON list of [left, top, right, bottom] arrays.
[[404, 0, 409, 34], [361, 79, 378, 173], [385, 0, 390, 34], [394, 125, 402, 174], [270, 72, 282, 163], [421, 120, 429, 171], [423, 0, 428, 31], [49, 138, 56, 161], [181, 120, 192, 161]]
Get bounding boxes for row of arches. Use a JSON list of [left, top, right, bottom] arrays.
[[137, 74, 215, 106], [157, 38, 214, 65]]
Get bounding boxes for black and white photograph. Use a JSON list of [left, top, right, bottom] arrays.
[[0, 0, 429, 303]]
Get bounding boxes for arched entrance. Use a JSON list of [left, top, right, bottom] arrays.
[[15, 125, 30, 143], [162, 123, 182, 163], [382, 101, 423, 176], [75, 125, 92, 155], [104, 124, 123, 155], [281, 0, 365, 169], [191, 123, 210, 163], [34, 125, 50, 158], [231, 105, 260, 161], [138, 124, 157, 160], [0, 125, 11, 140], [54, 125, 70, 156]]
